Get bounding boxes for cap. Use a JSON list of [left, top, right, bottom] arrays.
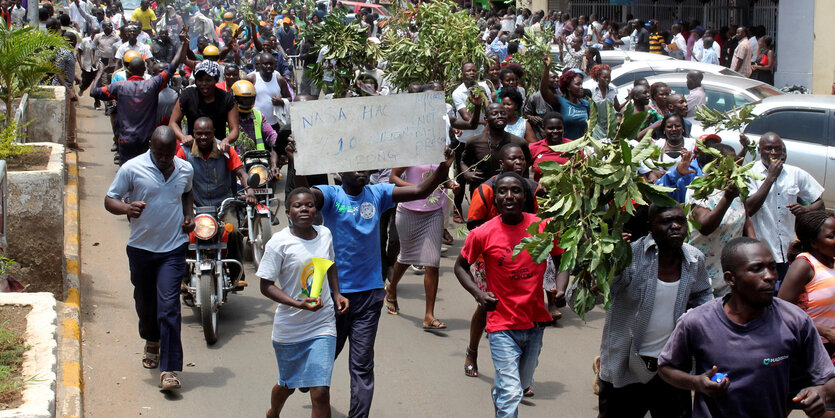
[[604, 38, 614, 45], [194, 60, 221, 79], [699, 133, 722, 143], [282, 17, 291, 23]]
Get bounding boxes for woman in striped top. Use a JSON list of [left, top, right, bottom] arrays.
[[778, 210, 835, 363]]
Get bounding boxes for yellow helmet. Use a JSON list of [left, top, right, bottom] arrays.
[[231, 80, 256, 112], [202, 44, 220, 58], [123, 50, 142, 64], [231, 80, 255, 97], [222, 11, 234, 20]]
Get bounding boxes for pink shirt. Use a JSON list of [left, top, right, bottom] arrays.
[[397, 164, 445, 212]]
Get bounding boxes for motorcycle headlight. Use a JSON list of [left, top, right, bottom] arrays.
[[193, 214, 218, 240], [248, 165, 269, 187]]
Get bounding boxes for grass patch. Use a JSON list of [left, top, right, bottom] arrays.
[[0, 305, 31, 410]]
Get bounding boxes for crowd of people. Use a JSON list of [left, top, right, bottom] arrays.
[[29, 0, 835, 416]]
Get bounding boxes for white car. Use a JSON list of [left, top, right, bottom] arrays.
[[549, 47, 673, 69], [583, 61, 746, 91]]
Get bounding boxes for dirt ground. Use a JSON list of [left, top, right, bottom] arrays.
[[6, 146, 51, 171], [0, 304, 31, 410]]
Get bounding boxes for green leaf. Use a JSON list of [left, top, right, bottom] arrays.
[[548, 138, 588, 154], [616, 112, 649, 141], [606, 101, 618, 140], [637, 181, 677, 207], [619, 139, 632, 165]]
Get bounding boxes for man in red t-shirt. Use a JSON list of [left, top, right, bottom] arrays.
[[455, 171, 568, 417]]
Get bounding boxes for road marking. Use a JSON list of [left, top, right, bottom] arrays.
[[62, 317, 80, 340], [62, 361, 82, 388], [66, 288, 80, 309]]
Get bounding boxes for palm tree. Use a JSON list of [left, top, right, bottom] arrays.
[[0, 18, 68, 125]]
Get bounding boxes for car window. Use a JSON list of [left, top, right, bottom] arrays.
[[704, 88, 738, 113], [745, 110, 828, 145], [669, 85, 688, 96], [613, 71, 657, 87], [746, 85, 782, 99]]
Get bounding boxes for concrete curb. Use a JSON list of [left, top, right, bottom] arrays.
[[57, 149, 82, 418]]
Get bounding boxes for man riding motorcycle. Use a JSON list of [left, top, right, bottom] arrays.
[[230, 80, 281, 180], [178, 116, 256, 287]]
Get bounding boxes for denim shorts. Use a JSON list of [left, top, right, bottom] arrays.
[[272, 335, 336, 389]]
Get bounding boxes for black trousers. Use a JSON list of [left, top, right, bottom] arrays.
[[598, 376, 691, 418], [335, 288, 385, 418]]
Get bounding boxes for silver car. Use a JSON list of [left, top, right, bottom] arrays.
[[614, 72, 781, 111], [702, 95, 835, 209], [583, 61, 746, 91]]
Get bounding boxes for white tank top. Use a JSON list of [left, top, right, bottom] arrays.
[[254, 71, 282, 125]]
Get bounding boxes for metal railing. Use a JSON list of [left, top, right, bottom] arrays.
[[12, 92, 28, 144]]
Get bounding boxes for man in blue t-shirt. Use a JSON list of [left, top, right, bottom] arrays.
[[659, 237, 835, 417], [287, 139, 453, 418]]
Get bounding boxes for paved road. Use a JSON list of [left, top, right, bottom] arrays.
[[77, 96, 606, 417]]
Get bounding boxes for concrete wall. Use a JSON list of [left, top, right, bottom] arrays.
[[15, 87, 67, 145], [7, 143, 65, 297], [775, 0, 814, 89], [812, 0, 835, 94], [27, 86, 67, 145]]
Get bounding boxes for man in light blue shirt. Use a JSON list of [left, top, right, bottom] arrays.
[[105, 126, 195, 392]]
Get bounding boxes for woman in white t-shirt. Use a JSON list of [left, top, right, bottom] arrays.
[[257, 187, 349, 418]]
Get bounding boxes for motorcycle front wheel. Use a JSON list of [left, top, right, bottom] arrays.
[[252, 215, 273, 267], [200, 271, 218, 344]]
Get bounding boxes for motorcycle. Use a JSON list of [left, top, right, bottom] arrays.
[[241, 150, 274, 267], [183, 175, 260, 344]]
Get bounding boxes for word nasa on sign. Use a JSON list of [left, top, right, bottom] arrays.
[[289, 92, 447, 175]]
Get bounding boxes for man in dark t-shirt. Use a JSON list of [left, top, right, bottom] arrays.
[[168, 60, 240, 152], [460, 103, 530, 193], [659, 237, 835, 417]]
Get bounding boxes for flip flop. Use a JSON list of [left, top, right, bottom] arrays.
[[384, 284, 399, 315], [423, 318, 447, 330], [384, 296, 399, 315]]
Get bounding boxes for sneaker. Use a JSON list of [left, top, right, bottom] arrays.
[[111, 143, 118, 152], [410, 265, 424, 274]]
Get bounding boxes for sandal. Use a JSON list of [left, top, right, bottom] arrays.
[[384, 284, 399, 315], [384, 297, 399, 315], [159, 371, 181, 391], [464, 347, 478, 377], [442, 230, 454, 246], [143, 341, 160, 369], [423, 318, 447, 330], [453, 209, 465, 224]]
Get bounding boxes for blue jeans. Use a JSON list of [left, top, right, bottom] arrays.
[[488, 328, 544, 418]]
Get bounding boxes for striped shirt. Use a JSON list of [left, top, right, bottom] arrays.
[[598, 234, 713, 388], [649, 32, 664, 54], [796, 252, 835, 336]]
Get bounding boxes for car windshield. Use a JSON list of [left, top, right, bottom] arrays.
[[122, 0, 140, 12], [747, 85, 782, 99], [719, 68, 744, 77]]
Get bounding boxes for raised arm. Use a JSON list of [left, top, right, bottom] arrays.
[[745, 160, 781, 217], [540, 55, 560, 109], [391, 150, 453, 203]]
